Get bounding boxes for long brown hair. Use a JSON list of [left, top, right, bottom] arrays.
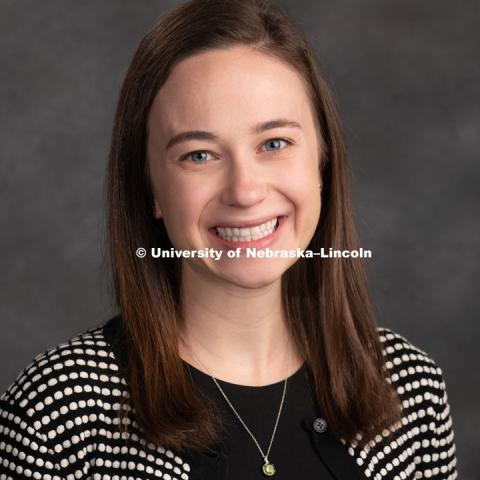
[[106, 0, 402, 452]]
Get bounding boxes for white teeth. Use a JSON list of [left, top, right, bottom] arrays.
[[216, 217, 279, 241]]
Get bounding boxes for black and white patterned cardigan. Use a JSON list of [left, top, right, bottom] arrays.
[[0, 315, 458, 479]]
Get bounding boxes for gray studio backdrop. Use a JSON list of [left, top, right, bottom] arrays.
[[1, 0, 478, 477]]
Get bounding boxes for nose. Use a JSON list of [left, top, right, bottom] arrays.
[[220, 155, 268, 208]]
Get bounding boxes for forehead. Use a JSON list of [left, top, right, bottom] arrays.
[[148, 45, 315, 138]]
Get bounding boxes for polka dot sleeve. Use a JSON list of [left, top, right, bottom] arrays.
[[345, 328, 458, 479], [416, 369, 457, 478], [0, 397, 59, 479], [0, 333, 107, 480]]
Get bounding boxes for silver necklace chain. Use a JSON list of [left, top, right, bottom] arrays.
[[211, 366, 287, 464], [181, 337, 289, 471]]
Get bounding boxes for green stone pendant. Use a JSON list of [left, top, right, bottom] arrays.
[[262, 461, 276, 476]]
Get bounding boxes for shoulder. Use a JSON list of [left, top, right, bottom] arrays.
[[377, 326, 445, 376], [376, 326, 447, 404], [0, 317, 124, 431]]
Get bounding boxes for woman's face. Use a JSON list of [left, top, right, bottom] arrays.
[[147, 45, 322, 288]]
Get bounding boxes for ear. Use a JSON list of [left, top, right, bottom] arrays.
[[153, 198, 162, 219]]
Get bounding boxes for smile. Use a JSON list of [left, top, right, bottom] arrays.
[[215, 217, 279, 242]]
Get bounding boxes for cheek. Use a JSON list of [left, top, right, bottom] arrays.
[[299, 186, 321, 221], [286, 159, 321, 203], [163, 194, 195, 229], [288, 169, 321, 227], [156, 180, 210, 247]]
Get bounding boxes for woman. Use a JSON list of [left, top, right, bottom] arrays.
[[0, 0, 457, 479]]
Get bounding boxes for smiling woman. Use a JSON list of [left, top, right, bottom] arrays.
[[147, 45, 322, 289], [0, 1, 457, 479]]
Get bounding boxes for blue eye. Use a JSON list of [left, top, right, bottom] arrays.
[[182, 151, 213, 163], [263, 138, 290, 151]]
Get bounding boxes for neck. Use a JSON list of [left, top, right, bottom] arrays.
[[177, 263, 304, 386]]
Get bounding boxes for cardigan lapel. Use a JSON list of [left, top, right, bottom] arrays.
[[301, 417, 366, 479]]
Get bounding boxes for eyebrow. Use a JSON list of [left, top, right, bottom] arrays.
[[165, 118, 302, 151]]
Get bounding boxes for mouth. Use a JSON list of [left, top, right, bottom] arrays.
[[214, 216, 281, 242]]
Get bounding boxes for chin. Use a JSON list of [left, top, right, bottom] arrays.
[[225, 275, 280, 290], [216, 260, 292, 289]]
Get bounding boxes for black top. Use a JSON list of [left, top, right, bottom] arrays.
[[182, 359, 364, 480]]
